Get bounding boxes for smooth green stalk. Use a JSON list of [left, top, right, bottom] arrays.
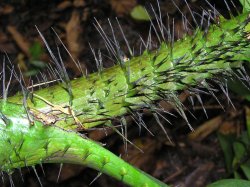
[[0, 11, 250, 187]]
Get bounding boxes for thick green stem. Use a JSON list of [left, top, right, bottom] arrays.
[[0, 101, 167, 186], [7, 13, 250, 131]]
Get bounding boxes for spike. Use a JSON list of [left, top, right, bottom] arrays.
[[120, 116, 128, 154], [195, 94, 208, 118], [150, 2, 165, 42], [0, 112, 10, 126], [171, 0, 194, 30], [2, 54, 14, 100], [219, 81, 235, 109], [89, 43, 101, 74], [116, 18, 133, 57], [8, 174, 15, 187], [32, 166, 43, 187], [1, 171, 4, 184], [108, 18, 122, 60], [51, 28, 84, 76], [146, 25, 152, 50], [93, 19, 118, 61], [184, 0, 198, 27], [105, 123, 143, 153], [2, 57, 6, 99], [18, 168, 24, 182], [39, 163, 45, 177], [223, 0, 234, 18], [89, 172, 102, 185], [204, 0, 221, 17], [230, 0, 240, 16], [56, 163, 63, 183], [131, 110, 154, 136], [152, 113, 172, 144]]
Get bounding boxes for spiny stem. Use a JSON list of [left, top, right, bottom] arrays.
[[7, 13, 250, 131]]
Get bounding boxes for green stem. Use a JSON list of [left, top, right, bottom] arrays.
[[7, 13, 250, 131], [0, 101, 167, 186]]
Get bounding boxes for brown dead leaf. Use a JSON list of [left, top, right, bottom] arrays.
[[164, 166, 187, 183], [0, 42, 16, 53], [120, 137, 160, 170], [65, 10, 88, 75], [65, 10, 82, 60], [56, 1, 72, 11], [188, 116, 223, 141], [110, 0, 137, 16], [88, 127, 114, 141], [185, 162, 214, 187], [0, 32, 8, 42], [218, 120, 240, 135], [188, 141, 217, 157], [7, 26, 30, 57], [0, 5, 14, 15], [218, 110, 241, 135], [162, 0, 180, 15], [73, 0, 85, 7]]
